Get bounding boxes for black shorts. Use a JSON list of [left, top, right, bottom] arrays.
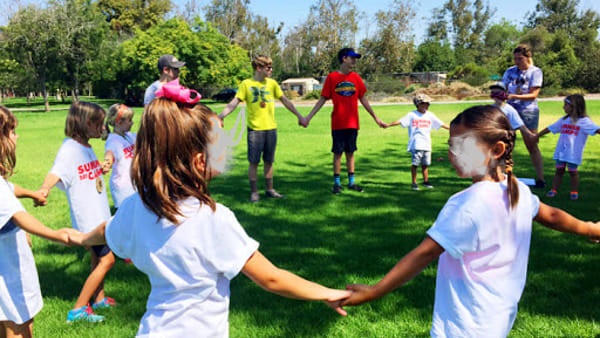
[[247, 128, 277, 164], [91, 244, 111, 258], [331, 129, 358, 154]]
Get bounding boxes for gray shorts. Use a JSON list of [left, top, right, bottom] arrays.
[[411, 150, 431, 166], [519, 108, 540, 131], [247, 128, 277, 164]]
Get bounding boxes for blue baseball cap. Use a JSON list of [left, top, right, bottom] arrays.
[[338, 48, 362, 62]]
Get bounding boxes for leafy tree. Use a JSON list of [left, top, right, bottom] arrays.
[[357, 0, 415, 78], [413, 40, 456, 72], [3, 5, 61, 111], [96, 0, 172, 35]]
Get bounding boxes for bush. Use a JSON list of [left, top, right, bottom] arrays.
[[303, 90, 322, 100], [284, 90, 300, 99]]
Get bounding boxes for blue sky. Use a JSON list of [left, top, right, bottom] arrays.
[[172, 0, 600, 44], [4, 0, 599, 44]]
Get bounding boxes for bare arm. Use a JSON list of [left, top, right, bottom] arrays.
[[305, 96, 328, 125], [218, 97, 241, 120], [242, 250, 352, 315], [343, 236, 444, 306], [279, 96, 306, 127], [37, 173, 61, 206], [359, 96, 385, 128], [508, 87, 541, 101], [69, 222, 108, 247], [102, 150, 115, 174], [535, 202, 600, 239], [13, 183, 47, 205], [11, 211, 75, 245]]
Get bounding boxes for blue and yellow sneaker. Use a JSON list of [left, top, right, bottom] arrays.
[[66, 305, 104, 323]]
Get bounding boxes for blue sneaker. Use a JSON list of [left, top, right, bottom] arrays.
[[92, 297, 116, 310], [66, 305, 105, 323]]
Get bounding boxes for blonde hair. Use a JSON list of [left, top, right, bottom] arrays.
[[65, 101, 106, 139], [251, 55, 272, 70], [0, 106, 17, 178], [133, 98, 216, 224], [104, 103, 134, 138], [451, 105, 519, 208]]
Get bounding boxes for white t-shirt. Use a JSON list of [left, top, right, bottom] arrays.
[[496, 103, 524, 130], [547, 116, 600, 165], [105, 194, 259, 338], [0, 178, 43, 324], [398, 110, 444, 151], [502, 65, 543, 113], [144, 80, 162, 106], [50, 138, 111, 233], [426, 180, 540, 338], [105, 132, 137, 208]]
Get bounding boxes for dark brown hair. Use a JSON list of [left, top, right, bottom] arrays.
[[133, 98, 216, 223], [451, 105, 519, 208], [0, 106, 17, 178]]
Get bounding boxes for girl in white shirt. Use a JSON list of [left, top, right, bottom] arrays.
[[341, 105, 600, 338], [71, 96, 350, 337], [537, 94, 600, 200], [0, 106, 74, 337], [102, 103, 136, 209], [38, 102, 115, 323]]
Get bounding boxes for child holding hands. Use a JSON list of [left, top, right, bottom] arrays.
[[342, 105, 600, 337], [38, 101, 115, 323], [102, 103, 136, 209], [536, 94, 600, 200], [385, 94, 448, 190], [0, 106, 76, 337], [70, 93, 350, 337]]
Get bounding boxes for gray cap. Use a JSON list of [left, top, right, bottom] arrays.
[[158, 55, 185, 71], [489, 82, 507, 91]]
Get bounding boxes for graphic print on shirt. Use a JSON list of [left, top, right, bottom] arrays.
[[78, 160, 103, 181], [561, 124, 580, 136], [412, 119, 432, 128], [123, 144, 135, 159], [334, 81, 356, 97], [250, 86, 271, 108]]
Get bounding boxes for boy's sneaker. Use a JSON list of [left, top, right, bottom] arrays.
[[265, 189, 284, 198], [570, 192, 579, 200], [92, 297, 116, 310], [546, 189, 557, 197], [250, 192, 260, 203], [423, 181, 434, 189], [534, 179, 546, 188], [411, 183, 419, 191], [66, 305, 105, 323], [347, 184, 363, 192], [332, 184, 342, 194]]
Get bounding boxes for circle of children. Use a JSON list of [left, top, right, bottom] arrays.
[[2, 46, 600, 338]]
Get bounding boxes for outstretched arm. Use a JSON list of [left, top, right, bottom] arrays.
[[242, 250, 352, 316], [37, 173, 61, 206], [305, 97, 328, 127], [535, 202, 600, 240], [280, 96, 307, 127], [11, 211, 76, 245], [69, 222, 107, 247], [359, 96, 385, 128], [13, 183, 47, 206], [343, 236, 444, 306], [218, 97, 241, 121], [103, 150, 115, 174]]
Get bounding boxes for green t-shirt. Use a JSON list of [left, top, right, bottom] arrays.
[[236, 78, 283, 130]]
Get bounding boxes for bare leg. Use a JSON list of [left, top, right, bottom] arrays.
[[74, 249, 115, 309], [569, 170, 579, 193], [345, 152, 355, 174], [422, 165, 429, 183], [551, 167, 565, 192], [333, 153, 343, 176], [3, 319, 33, 338], [411, 165, 417, 184], [248, 163, 259, 193], [523, 132, 545, 181]]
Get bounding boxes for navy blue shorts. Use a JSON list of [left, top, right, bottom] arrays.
[[91, 244, 111, 258], [331, 129, 358, 154]]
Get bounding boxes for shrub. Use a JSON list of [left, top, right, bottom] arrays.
[[303, 90, 322, 100]]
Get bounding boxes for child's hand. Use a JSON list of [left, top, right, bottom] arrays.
[[342, 284, 375, 306], [59, 228, 83, 246], [30, 190, 47, 207], [102, 159, 113, 174], [35, 187, 50, 206], [323, 289, 352, 316]]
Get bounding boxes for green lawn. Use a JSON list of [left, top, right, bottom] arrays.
[[5, 98, 600, 337]]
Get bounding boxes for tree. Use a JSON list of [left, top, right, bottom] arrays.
[[3, 5, 61, 111], [413, 40, 456, 72], [357, 0, 415, 78], [96, 0, 172, 35]]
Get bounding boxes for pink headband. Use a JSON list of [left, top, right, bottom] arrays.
[[155, 79, 201, 104]]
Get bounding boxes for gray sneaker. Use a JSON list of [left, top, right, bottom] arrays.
[[411, 183, 419, 190]]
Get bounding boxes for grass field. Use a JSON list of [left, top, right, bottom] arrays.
[[4, 97, 600, 337]]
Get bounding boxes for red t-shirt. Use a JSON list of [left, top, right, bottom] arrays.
[[321, 71, 366, 130]]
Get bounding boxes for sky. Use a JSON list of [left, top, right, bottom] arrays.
[[3, 0, 600, 45], [173, 0, 600, 45]]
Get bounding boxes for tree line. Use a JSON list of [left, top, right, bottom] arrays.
[[0, 0, 599, 110]]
